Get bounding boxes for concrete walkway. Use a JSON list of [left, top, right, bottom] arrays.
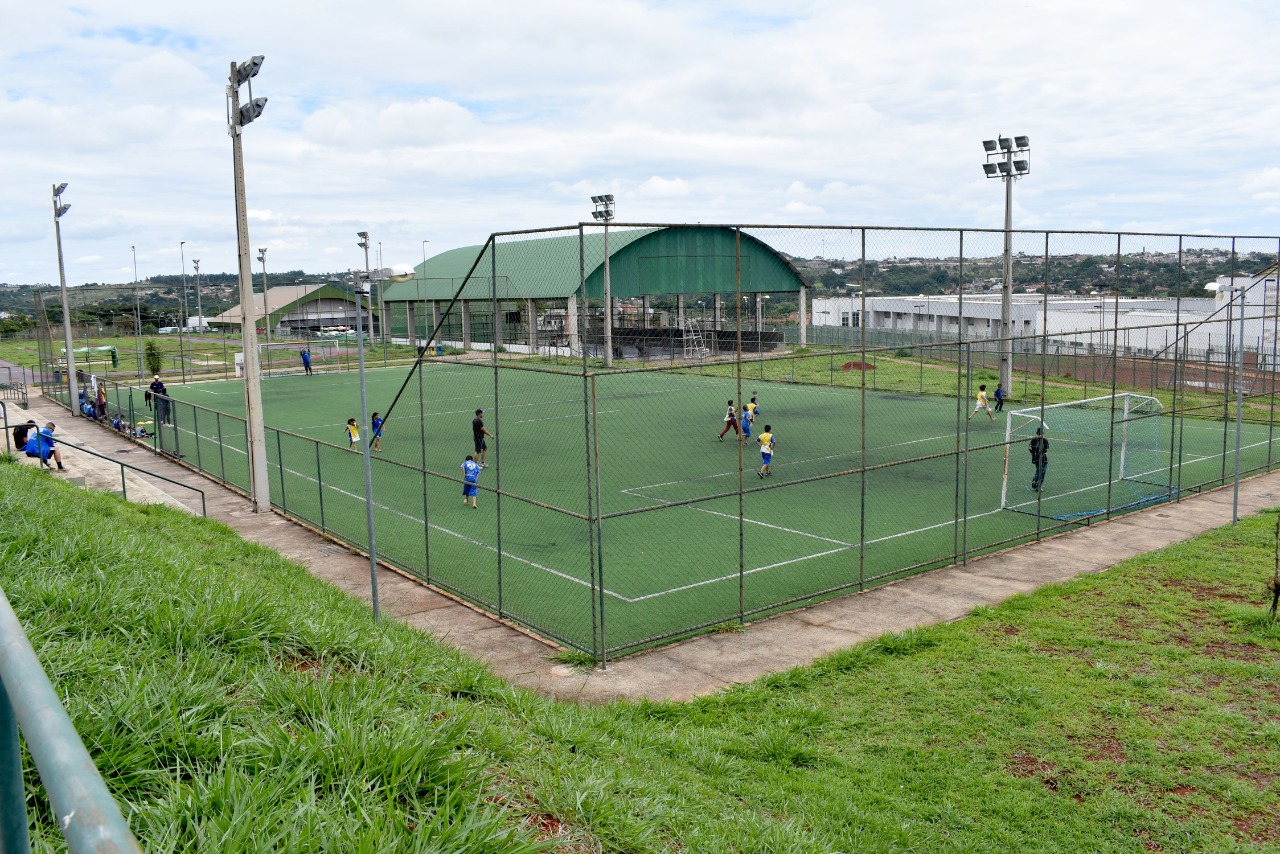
[[9, 391, 1279, 704]]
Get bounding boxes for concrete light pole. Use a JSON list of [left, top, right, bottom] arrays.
[[258, 248, 271, 353], [192, 258, 202, 334], [355, 231, 381, 620], [52, 183, 79, 414], [982, 135, 1031, 393], [132, 244, 143, 380], [227, 54, 270, 512]]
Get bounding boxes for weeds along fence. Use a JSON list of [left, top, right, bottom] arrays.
[[32, 224, 1280, 661]]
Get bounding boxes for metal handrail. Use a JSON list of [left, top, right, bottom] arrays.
[[0, 584, 143, 852], [2, 410, 207, 517]]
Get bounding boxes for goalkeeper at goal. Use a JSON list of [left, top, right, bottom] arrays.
[[1029, 428, 1048, 492]]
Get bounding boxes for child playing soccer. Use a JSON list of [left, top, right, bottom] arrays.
[[968, 384, 994, 421], [345, 418, 360, 448], [461, 454, 481, 508], [371, 412, 384, 452], [718, 400, 739, 441], [742, 394, 760, 439], [756, 425, 776, 478]]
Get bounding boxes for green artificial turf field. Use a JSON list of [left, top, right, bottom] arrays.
[[156, 360, 1278, 653]]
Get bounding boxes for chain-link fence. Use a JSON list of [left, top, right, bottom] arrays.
[[34, 225, 1280, 662]]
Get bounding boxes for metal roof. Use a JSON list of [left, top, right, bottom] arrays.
[[381, 226, 806, 304], [208, 283, 360, 326]]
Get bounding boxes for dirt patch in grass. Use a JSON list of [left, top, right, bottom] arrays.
[[1164, 578, 1255, 604], [1008, 751, 1060, 792], [1234, 812, 1280, 844], [1082, 737, 1128, 764], [1200, 641, 1263, 662], [1133, 827, 1164, 851]]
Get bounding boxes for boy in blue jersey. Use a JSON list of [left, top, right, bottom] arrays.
[[742, 394, 760, 439], [24, 422, 65, 471], [371, 412, 384, 452], [461, 454, 481, 508]]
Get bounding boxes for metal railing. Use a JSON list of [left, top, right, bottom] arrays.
[[0, 584, 142, 852], [1, 406, 208, 517]]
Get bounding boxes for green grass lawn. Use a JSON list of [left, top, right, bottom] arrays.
[[148, 359, 1280, 654], [3, 456, 1279, 851]]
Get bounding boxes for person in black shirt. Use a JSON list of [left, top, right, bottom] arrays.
[[472, 409, 496, 467], [12, 419, 36, 451], [1029, 427, 1049, 492]]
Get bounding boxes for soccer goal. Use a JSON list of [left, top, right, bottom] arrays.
[[1001, 393, 1171, 520], [234, 341, 340, 377]]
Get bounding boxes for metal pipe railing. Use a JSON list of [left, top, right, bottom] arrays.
[[0, 584, 142, 852]]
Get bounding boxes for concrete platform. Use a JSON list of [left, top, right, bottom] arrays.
[[10, 391, 1278, 704]]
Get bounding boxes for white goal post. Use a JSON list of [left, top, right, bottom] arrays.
[[1001, 393, 1169, 519]]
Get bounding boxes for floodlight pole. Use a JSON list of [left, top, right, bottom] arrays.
[[228, 56, 270, 513], [1233, 283, 1246, 523], [592, 195, 615, 367], [982, 135, 1030, 394], [193, 259, 202, 335], [356, 232, 382, 620], [52, 183, 79, 415], [258, 248, 271, 354], [132, 244, 142, 380]]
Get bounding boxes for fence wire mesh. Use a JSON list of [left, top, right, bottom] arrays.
[[32, 225, 1280, 661]]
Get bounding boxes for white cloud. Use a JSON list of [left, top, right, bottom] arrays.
[[2, 0, 1280, 284]]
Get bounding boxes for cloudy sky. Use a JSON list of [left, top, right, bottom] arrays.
[[5, 0, 1280, 286]]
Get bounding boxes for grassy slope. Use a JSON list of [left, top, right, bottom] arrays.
[[2, 459, 1279, 852]]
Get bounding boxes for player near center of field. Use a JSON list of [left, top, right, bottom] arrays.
[[717, 399, 739, 441], [371, 412, 384, 452], [345, 418, 360, 448], [472, 409, 496, 467], [741, 393, 760, 439], [968, 384, 995, 421], [461, 454, 481, 508], [755, 424, 776, 478]]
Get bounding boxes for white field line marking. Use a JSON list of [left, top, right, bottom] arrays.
[[167, 422, 633, 600]]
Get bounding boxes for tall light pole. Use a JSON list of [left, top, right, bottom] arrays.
[[132, 244, 143, 380], [355, 231, 381, 620], [228, 53, 270, 512], [1209, 279, 1249, 523], [421, 239, 430, 347], [257, 248, 271, 353], [192, 258, 202, 334], [982, 134, 1030, 393], [591, 194, 615, 367], [52, 182, 79, 414]]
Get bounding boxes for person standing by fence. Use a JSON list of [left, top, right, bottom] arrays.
[[1029, 427, 1049, 492], [301, 348, 313, 375]]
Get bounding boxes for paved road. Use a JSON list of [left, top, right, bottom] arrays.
[[9, 391, 1279, 704]]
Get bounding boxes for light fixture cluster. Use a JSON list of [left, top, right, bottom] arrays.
[[591, 194, 615, 222], [981, 135, 1030, 178]]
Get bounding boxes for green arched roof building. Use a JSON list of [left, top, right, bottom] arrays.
[[380, 226, 806, 305]]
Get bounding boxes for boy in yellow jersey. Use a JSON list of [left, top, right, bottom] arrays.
[[755, 425, 776, 478], [968, 384, 994, 421], [345, 417, 360, 448]]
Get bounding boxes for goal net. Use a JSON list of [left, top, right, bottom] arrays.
[[1001, 393, 1171, 520]]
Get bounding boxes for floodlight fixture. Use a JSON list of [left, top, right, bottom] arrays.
[[998, 136, 1013, 151], [997, 161, 1011, 175], [1013, 159, 1029, 174], [235, 55, 265, 86], [54, 182, 68, 197], [55, 203, 70, 218], [982, 163, 999, 177], [257, 247, 266, 262], [238, 97, 268, 126], [1014, 135, 1030, 149], [982, 139, 998, 153]]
